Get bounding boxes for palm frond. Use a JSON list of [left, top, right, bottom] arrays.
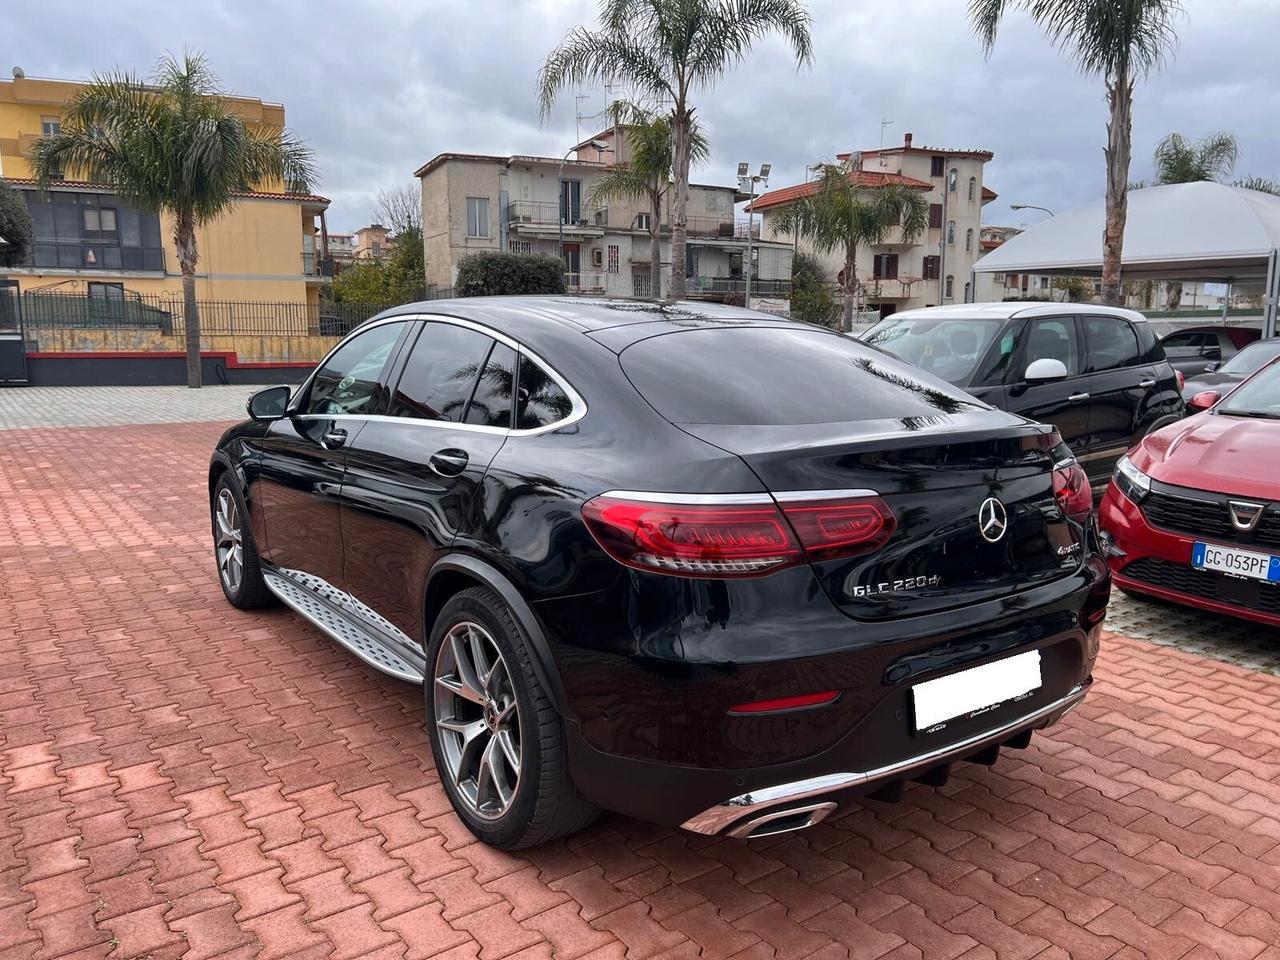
[[688, 0, 813, 86], [1153, 130, 1238, 184], [587, 165, 650, 205], [537, 27, 672, 120]]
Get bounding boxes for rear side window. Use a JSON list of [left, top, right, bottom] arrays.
[[619, 327, 982, 425], [515, 355, 573, 430], [465, 342, 518, 428], [388, 322, 493, 421], [1083, 316, 1140, 372]]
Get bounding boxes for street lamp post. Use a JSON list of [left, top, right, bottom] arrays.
[[558, 139, 610, 287], [738, 162, 770, 307], [1010, 203, 1055, 217]]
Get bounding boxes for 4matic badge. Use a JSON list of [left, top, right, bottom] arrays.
[[851, 574, 942, 598]]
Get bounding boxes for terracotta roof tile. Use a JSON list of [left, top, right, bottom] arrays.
[[748, 170, 933, 212], [982, 185, 998, 203]]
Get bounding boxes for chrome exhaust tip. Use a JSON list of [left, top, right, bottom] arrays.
[[726, 801, 837, 839]]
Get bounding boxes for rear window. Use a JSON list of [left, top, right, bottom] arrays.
[[620, 326, 984, 425]]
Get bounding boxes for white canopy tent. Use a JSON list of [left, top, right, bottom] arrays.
[[973, 182, 1280, 337]]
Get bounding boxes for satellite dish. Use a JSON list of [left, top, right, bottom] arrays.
[[12, 67, 26, 79]]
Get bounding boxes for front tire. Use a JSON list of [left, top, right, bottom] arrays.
[[425, 587, 597, 849], [211, 474, 273, 609]]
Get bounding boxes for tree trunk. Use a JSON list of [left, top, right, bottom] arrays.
[[1166, 280, 1183, 310], [669, 96, 691, 300], [649, 190, 662, 299], [841, 243, 857, 331], [176, 212, 201, 388], [1102, 60, 1133, 307]]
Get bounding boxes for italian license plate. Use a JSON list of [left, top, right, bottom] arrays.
[[912, 650, 1042, 731], [1192, 542, 1280, 583]]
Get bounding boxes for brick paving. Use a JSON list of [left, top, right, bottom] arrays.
[[0, 385, 261, 430], [2, 411, 1280, 959]]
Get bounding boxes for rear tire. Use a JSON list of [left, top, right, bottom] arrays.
[[212, 474, 274, 609], [425, 587, 598, 849]]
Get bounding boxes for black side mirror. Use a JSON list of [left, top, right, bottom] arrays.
[[247, 385, 292, 421]]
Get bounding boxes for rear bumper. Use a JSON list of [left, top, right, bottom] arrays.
[[1099, 482, 1280, 628], [681, 683, 1087, 835]]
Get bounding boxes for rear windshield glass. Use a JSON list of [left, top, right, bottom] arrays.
[[862, 315, 1007, 384], [620, 326, 984, 425]]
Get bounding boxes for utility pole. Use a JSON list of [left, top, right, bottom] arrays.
[[737, 162, 771, 308]]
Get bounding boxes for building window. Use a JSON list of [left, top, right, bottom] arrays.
[[41, 116, 61, 136], [632, 267, 652, 298], [948, 169, 958, 192], [946, 221, 956, 245], [607, 244, 619, 274], [968, 177, 977, 202], [592, 247, 604, 268], [1040, 276, 1050, 289], [928, 204, 943, 229], [465, 197, 489, 237], [371, 242, 382, 257], [508, 239, 533, 255], [963, 281, 971, 302], [965, 228, 973, 253], [872, 253, 899, 280], [930, 155, 945, 178], [635, 212, 651, 231], [923, 255, 940, 280], [23, 189, 163, 271], [945, 275, 954, 299]]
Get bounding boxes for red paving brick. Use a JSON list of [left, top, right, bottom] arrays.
[[3, 418, 1280, 959]]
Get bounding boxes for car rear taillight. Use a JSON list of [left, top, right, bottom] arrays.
[[1175, 369, 1186, 392], [581, 493, 897, 578], [1052, 461, 1093, 522]]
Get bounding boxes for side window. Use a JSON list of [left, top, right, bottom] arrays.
[[1023, 317, 1080, 378], [515, 355, 574, 430], [306, 321, 405, 415], [977, 324, 1023, 385], [1161, 331, 1211, 359], [1083, 316, 1140, 372], [465, 342, 518, 428], [387, 322, 494, 421]]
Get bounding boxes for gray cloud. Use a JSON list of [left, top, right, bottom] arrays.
[[10, 0, 1278, 231]]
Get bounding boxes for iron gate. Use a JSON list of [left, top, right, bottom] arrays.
[[0, 282, 27, 385]]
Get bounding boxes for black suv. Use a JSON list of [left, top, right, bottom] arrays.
[[210, 297, 1109, 848], [862, 303, 1184, 482]]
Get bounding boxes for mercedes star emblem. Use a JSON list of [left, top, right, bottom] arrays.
[[978, 497, 1008, 543]]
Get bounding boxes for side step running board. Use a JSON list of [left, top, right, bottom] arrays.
[[263, 571, 425, 684]]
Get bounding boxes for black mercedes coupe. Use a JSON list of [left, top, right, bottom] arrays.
[[208, 297, 1109, 849]]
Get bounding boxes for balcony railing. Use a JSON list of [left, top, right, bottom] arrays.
[[23, 238, 166, 273], [677, 217, 760, 239], [687, 276, 792, 297], [563, 271, 609, 293], [507, 200, 607, 228]]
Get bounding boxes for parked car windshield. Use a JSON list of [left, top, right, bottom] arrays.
[[861, 315, 1006, 384], [1217, 360, 1280, 419], [1220, 338, 1280, 376], [620, 326, 984, 425]]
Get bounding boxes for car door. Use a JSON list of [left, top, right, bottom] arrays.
[[1079, 314, 1154, 478], [1002, 315, 1092, 456], [1161, 330, 1221, 376], [338, 319, 516, 648], [255, 319, 410, 598]]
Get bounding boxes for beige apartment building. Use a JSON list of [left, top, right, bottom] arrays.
[[414, 127, 793, 301], [754, 133, 996, 317]]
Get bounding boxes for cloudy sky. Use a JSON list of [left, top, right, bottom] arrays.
[[11, 0, 1279, 232]]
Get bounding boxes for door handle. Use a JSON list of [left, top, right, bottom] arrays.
[[428, 448, 469, 477], [1067, 393, 1091, 402], [1138, 378, 1156, 388], [323, 428, 348, 448]]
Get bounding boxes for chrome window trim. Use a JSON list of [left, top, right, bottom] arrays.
[[771, 488, 880, 502], [598, 488, 881, 505], [289, 312, 587, 438]]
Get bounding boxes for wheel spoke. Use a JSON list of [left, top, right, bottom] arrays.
[[435, 674, 483, 705], [466, 625, 492, 686], [495, 727, 520, 772], [478, 737, 512, 811], [449, 633, 486, 703]]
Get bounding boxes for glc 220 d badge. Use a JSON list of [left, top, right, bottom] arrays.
[[851, 575, 943, 598]]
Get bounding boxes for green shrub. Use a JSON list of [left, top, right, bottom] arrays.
[[789, 252, 840, 328], [0, 182, 34, 268], [455, 252, 566, 297]]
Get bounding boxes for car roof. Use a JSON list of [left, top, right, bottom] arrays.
[[886, 302, 1150, 324], [1160, 325, 1260, 345]]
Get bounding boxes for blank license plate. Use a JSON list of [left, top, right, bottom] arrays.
[[1192, 542, 1280, 583], [912, 651, 1042, 731]]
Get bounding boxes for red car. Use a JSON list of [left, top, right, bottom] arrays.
[[1099, 355, 1280, 627]]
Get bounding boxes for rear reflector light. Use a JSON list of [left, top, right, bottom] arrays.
[[581, 492, 897, 579], [1052, 460, 1093, 522], [729, 690, 841, 715]]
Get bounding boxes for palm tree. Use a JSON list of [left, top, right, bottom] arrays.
[[1233, 176, 1280, 197], [29, 53, 315, 387], [968, 0, 1181, 306], [769, 160, 929, 329], [538, 0, 813, 300], [1150, 131, 1238, 308], [587, 103, 709, 299]]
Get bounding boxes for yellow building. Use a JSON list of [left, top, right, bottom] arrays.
[[0, 73, 330, 307]]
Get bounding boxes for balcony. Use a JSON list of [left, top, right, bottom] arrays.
[[302, 252, 335, 280], [24, 238, 165, 273], [686, 276, 792, 299], [563, 271, 609, 294], [677, 217, 760, 239], [507, 200, 608, 232]]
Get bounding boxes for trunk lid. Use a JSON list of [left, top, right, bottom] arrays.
[[679, 411, 1084, 621]]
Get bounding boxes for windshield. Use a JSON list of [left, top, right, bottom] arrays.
[[1218, 360, 1280, 419], [861, 316, 1006, 384], [1219, 338, 1280, 376]]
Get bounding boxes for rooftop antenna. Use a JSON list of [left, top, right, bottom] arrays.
[[879, 118, 893, 167], [574, 92, 592, 144]]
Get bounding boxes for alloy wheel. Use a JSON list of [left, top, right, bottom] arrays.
[[214, 489, 244, 593], [433, 620, 522, 820]]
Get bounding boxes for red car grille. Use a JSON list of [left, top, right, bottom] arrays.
[[1141, 490, 1280, 550], [1122, 557, 1280, 616]]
